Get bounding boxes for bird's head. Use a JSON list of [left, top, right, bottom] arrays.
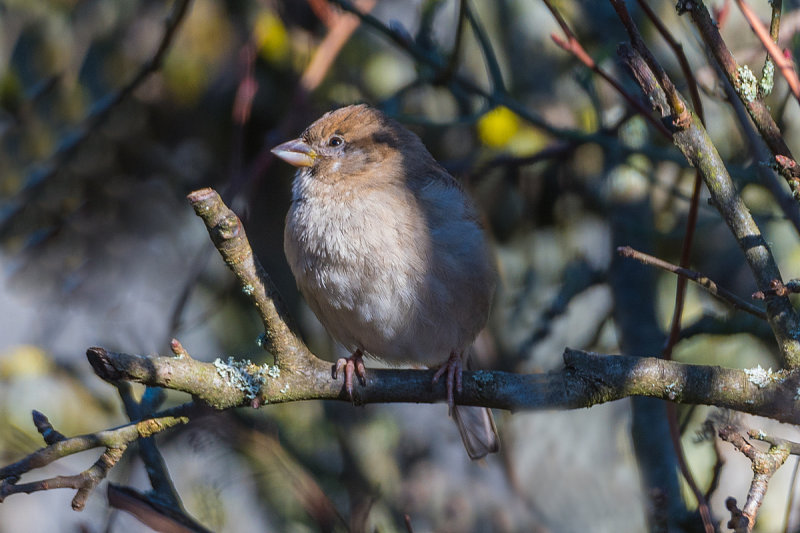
[[271, 104, 432, 186]]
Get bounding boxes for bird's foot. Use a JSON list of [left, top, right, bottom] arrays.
[[432, 352, 462, 414], [334, 349, 366, 399]]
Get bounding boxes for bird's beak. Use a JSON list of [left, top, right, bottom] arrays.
[[271, 138, 316, 168]]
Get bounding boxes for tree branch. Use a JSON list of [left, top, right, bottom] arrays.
[[0, 413, 188, 508], [617, 44, 800, 369], [617, 245, 766, 319], [719, 425, 792, 532], [680, 0, 800, 196], [735, 0, 799, 102], [186, 188, 313, 372], [82, 345, 800, 426]]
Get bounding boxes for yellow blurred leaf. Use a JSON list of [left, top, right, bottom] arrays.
[[577, 104, 598, 134], [254, 10, 289, 64], [0, 70, 23, 113], [477, 106, 519, 148], [0, 345, 53, 378], [507, 126, 548, 156]]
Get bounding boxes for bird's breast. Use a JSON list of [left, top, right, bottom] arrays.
[[285, 180, 425, 311], [283, 173, 493, 364]]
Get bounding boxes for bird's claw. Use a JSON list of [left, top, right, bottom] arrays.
[[334, 350, 366, 399], [432, 352, 462, 415]]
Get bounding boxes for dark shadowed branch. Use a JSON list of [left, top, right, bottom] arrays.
[[0, 0, 192, 238], [718, 425, 793, 533]]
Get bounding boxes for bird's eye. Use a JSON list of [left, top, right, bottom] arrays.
[[328, 135, 344, 147]]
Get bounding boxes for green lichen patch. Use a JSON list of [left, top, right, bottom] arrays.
[[760, 59, 775, 97], [737, 65, 758, 102], [744, 364, 785, 388], [213, 357, 266, 400]]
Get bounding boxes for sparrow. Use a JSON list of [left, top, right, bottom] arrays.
[[271, 104, 499, 459]]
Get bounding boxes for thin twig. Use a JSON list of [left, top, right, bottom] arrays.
[[107, 484, 213, 533], [114, 382, 185, 514], [463, 0, 505, 94], [783, 456, 799, 533], [327, 0, 604, 141], [634, 1, 707, 355], [0, 0, 193, 238], [437, 0, 467, 83], [717, 58, 800, 236], [752, 278, 800, 299], [761, 0, 782, 98], [749, 429, 800, 455], [617, 246, 766, 319], [543, 0, 672, 139], [735, 0, 799, 101], [636, 0, 705, 122], [0, 414, 188, 507], [719, 425, 792, 532], [32, 411, 66, 445]]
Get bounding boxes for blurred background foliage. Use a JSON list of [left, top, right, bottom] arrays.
[[2, 0, 800, 531]]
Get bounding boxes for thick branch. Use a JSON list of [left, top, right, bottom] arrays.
[[618, 44, 800, 369], [681, 0, 800, 194], [84, 346, 800, 425], [186, 188, 313, 370]]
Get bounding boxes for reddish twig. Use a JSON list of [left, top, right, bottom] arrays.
[[245, 0, 377, 196], [308, 0, 336, 28], [227, 43, 259, 200], [543, 0, 672, 139], [752, 278, 800, 299], [715, 0, 732, 28], [680, 0, 800, 196], [300, 0, 377, 93], [735, 0, 800, 102]]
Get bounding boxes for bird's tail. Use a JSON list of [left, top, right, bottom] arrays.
[[453, 404, 499, 460], [453, 346, 499, 460]]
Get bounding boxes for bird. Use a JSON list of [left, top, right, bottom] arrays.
[[271, 104, 499, 459]]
